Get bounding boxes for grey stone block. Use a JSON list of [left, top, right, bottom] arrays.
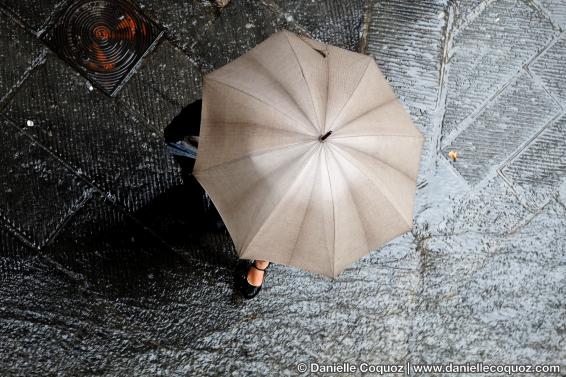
[[452, 0, 486, 27], [502, 113, 566, 209], [530, 34, 566, 104], [367, 0, 449, 112], [435, 175, 533, 237], [0, 118, 89, 248], [3, 54, 181, 212], [442, 0, 557, 138], [189, 0, 291, 71], [271, 0, 365, 51], [119, 40, 202, 132], [0, 0, 68, 33], [537, 0, 566, 29], [0, 11, 44, 103], [413, 199, 566, 364], [443, 71, 560, 185]]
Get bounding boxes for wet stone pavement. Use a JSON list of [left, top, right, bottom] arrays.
[[0, 0, 565, 375]]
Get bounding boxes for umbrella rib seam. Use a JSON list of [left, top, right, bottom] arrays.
[[335, 142, 417, 183], [202, 120, 313, 138], [330, 145, 413, 228], [205, 77, 316, 136], [194, 140, 314, 174], [323, 148, 337, 277], [331, 97, 398, 134], [284, 32, 323, 133], [239, 143, 320, 255], [286, 146, 321, 267], [326, 58, 372, 132], [332, 134, 423, 139]]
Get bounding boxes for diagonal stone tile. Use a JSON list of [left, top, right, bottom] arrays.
[[270, 0, 365, 51], [0, 0, 68, 33], [0, 11, 45, 103], [452, 0, 486, 27], [3, 53, 181, 212], [442, 71, 560, 186], [188, 0, 291, 71], [367, 0, 449, 112], [537, 0, 566, 29], [502, 113, 566, 209], [530, 34, 566, 104], [134, 0, 218, 53], [119, 40, 202, 132], [442, 0, 557, 138], [0, 118, 90, 248]]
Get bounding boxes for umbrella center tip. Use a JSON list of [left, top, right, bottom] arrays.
[[319, 130, 332, 142]]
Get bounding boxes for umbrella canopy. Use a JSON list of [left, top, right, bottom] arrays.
[[193, 30, 424, 278]]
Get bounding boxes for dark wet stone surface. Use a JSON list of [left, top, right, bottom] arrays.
[[0, 117, 89, 247], [1, 0, 565, 374], [188, 0, 292, 71], [3, 54, 181, 212], [0, 11, 45, 103], [119, 40, 202, 132], [0, 0, 68, 33]]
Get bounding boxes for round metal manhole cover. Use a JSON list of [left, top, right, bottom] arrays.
[[44, 0, 161, 96]]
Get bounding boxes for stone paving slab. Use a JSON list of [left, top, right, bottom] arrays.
[[3, 53, 181, 212], [0, 117, 90, 248], [0, 11, 45, 104], [134, 0, 218, 55], [366, 0, 449, 112], [188, 0, 292, 71], [502, 113, 566, 210], [0, 0, 68, 34], [442, 70, 561, 186], [537, 0, 566, 29], [530, 34, 566, 104], [270, 0, 365, 51], [118, 39, 202, 132], [413, 198, 566, 366], [441, 0, 557, 139]]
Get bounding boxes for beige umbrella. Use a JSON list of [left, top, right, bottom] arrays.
[[193, 30, 424, 278]]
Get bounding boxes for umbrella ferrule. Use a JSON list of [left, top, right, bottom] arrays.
[[319, 130, 332, 142]]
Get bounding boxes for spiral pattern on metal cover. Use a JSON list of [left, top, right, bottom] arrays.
[[47, 0, 158, 95]]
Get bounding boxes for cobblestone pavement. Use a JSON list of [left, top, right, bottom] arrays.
[[1, 0, 565, 375]]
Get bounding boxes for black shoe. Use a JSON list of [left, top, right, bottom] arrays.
[[237, 260, 270, 300]]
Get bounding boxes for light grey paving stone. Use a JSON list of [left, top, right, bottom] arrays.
[[413, 199, 566, 365], [530, 34, 566, 105], [270, 0, 365, 51], [502, 113, 566, 210], [452, 0, 486, 27], [442, 0, 557, 138], [367, 0, 449, 112], [537, 0, 566, 29], [442, 71, 561, 186], [0, 11, 44, 103], [119, 40, 202, 132], [434, 175, 533, 237], [0, 117, 90, 248], [184, 235, 420, 375]]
